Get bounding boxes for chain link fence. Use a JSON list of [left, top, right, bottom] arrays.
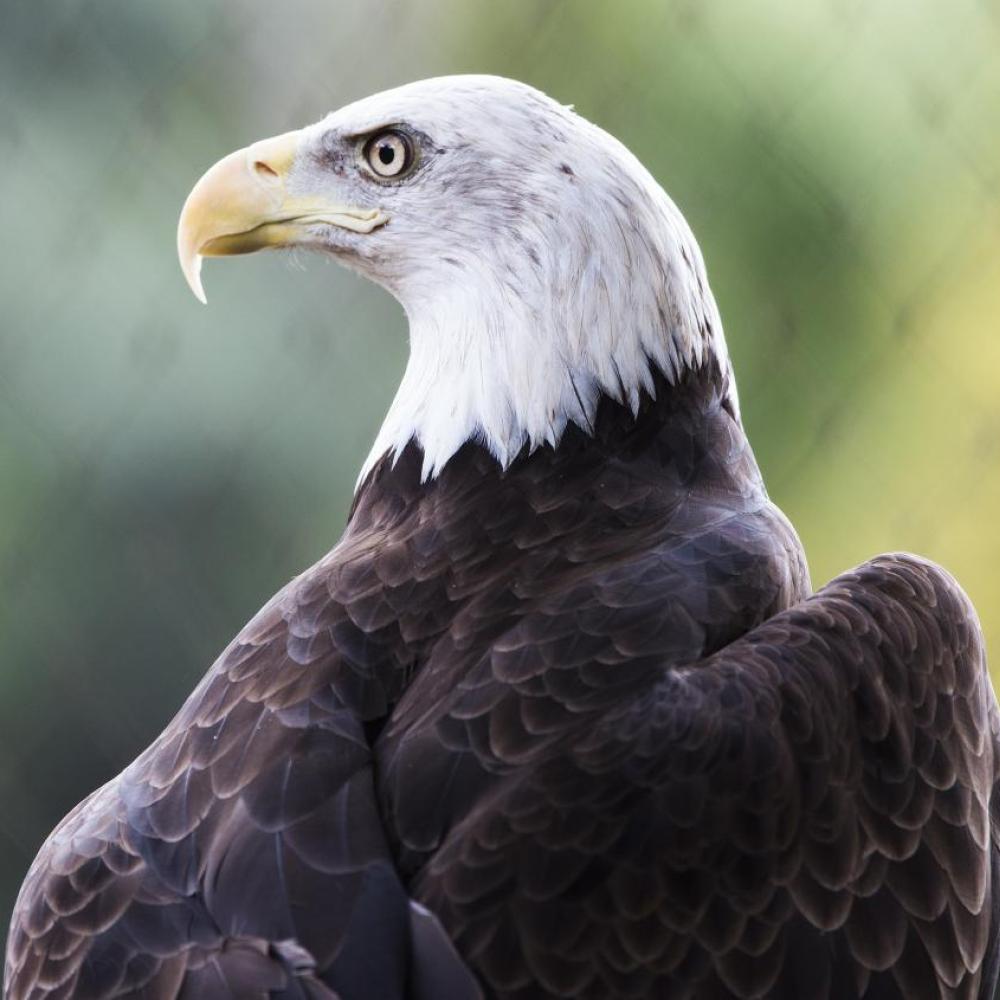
[[1, 0, 999, 926]]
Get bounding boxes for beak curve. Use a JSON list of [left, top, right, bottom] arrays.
[[177, 129, 387, 304]]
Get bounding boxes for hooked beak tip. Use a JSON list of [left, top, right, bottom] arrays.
[[179, 243, 208, 304]]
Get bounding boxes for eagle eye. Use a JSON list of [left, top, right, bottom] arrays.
[[363, 131, 413, 179]]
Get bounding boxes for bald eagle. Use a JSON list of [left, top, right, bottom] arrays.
[[5, 76, 1000, 1000]]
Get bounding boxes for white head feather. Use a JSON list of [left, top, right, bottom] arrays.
[[288, 75, 735, 484]]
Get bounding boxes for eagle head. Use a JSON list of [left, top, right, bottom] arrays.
[[178, 75, 733, 482]]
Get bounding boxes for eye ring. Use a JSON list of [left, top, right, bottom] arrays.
[[362, 130, 414, 179]]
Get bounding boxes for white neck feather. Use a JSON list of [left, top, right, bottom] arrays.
[[358, 111, 735, 486]]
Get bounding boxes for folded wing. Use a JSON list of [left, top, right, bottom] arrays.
[[414, 554, 1000, 1000]]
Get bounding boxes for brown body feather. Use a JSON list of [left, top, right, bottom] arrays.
[[5, 361, 999, 999]]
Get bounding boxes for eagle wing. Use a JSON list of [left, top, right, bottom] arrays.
[[4, 565, 481, 1000], [410, 554, 1000, 1000]]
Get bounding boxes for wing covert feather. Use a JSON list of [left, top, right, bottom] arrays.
[[413, 554, 1000, 999], [4, 562, 454, 999]]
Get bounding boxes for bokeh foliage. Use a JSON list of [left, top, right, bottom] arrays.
[[1, 0, 998, 925]]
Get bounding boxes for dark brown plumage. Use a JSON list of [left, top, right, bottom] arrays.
[[5, 357, 998, 999]]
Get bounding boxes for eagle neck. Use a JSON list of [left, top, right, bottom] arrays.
[[357, 142, 737, 488], [351, 358, 763, 531]]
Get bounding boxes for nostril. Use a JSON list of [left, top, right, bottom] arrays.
[[253, 160, 279, 179]]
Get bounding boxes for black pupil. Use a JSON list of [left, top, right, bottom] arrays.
[[378, 143, 396, 166]]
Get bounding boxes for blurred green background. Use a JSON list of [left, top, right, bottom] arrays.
[[2, 0, 999, 925]]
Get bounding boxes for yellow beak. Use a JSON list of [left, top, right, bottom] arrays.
[[177, 129, 387, 303]]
